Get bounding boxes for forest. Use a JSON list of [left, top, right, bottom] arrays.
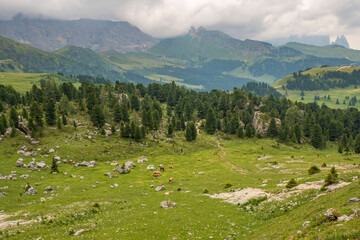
[[1, 78, 360, 153]]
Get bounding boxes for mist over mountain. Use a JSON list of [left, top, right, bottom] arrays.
[[0, 13, 159, 53], [267, 35, 330, 47], [331, 35, 350, 48]]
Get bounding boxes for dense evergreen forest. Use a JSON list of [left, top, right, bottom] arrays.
[[286, 69, 360, 90], [1, 79, 360, 152]]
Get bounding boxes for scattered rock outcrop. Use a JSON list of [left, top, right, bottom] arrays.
[[160, 200, 177, 209]]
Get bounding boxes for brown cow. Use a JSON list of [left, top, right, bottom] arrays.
[[150, 152, 154, 156], [197, 158, 201, 161], [152, 171, 161, 178], [168, 177, 174, 183], [159, 164, 165, 171], [169, 165, 173, 169]]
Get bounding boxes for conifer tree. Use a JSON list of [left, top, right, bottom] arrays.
[[134, 126, 142, 141], [57, 117, 62, 129], [205, 108, 216, 135], [355, 134, 360, 154], [30, 101, 43, 128], [167, 123, 174, 136], [245, 124, 253, 138], [62, 114, 67, 126], [185, 122, 197, 141], [10, 107, 18, 128], [90, 104, 105, 128], [45, 99, 56, 125], [267, 118, 278, 137], [294, 124, 301, 143], [310, 124, 323, 149], [237, 126, 244, 138]]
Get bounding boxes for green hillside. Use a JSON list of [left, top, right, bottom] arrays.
[[285, 42, 360, 62], [272, 66, 360, 109]]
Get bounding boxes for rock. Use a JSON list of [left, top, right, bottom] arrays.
[[16, 159, 24, 167], [198, 172, 205, 175], [116, 165, 130, 174], [324, 208, 340, 221], [114, 183, 119, 187], [147, 165, 156, 170], [36, 162, 47, 168], [252, 111, 281, 136], [56, 146, 60, 149], [18, 122, 31, 135], [44, 186, 53, 191], [88, 161, 96, 167], [74, 229, 86, 236], [105, 130, 112, 136], [338, 215, 351, 222], [125, 161, 135, 169], [17, 150, 25, 156], [79, 161, 90, 167], [5, 127, 12, 135], [31, 140, 40, 145], [348, 197, 360, 203], [54, 156, 61, 161], [21, 145, 28, 151], [137, 156, 148, 163], [110, 161, 118, 166], [48, 149, 55, 153], [149, 185, 155, 188], [160, 200, 177, 209], [104, 172, 111, 176], [302, 221, 310, 228], [155, 185, 166, 191], [25, 187, 37, 195], [0, 193, 4, 198]]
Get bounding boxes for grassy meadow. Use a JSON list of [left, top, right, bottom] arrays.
[[1, 113, 360, 239]]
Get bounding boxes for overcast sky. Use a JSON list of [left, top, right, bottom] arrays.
[[1, 0, 360, 49]]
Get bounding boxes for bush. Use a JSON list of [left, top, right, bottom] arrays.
[[324, 167, 338, 186], [321, 162, 327, 167], [286, 178, 298, 188], [224, 183, 233, 188], [93, 203, 100, 208], [308, 165, 321, 175], [203, 189, 209, 193]]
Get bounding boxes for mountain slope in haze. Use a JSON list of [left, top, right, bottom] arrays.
[[0, 14, 159, 53], [149, 27, 274, 60], [284, 42, 360, 62], [0, 35, 124, 79]]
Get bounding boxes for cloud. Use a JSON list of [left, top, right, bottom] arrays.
[[0, 0, 360, 48]]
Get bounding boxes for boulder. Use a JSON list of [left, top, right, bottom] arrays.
[[25, 187, 37, 195], [110, 161, 119, 166], [252, 111, 281, 136], [105, 130, 112, 136], [36, 162, 47, 168], [88, 161, 96, 167], [44, 186, 53, 191], [48, 149, 55, 153], [160, 200, 177, 209], [78, 161, 90, 167], [31, 140, 40, 145], [198, 172, 205, 175], [116, 165, 130, 174], [54, 156, 61, 161], [348, 197, 360, 203], [155, 185, 166, 191], [18, 122, 31, 135], [125, 161, 135, 169], [147, 165, 156, 170], [137, 156, 148, 163], [324, 208, 340, 221], [16, 159, 24, 167]]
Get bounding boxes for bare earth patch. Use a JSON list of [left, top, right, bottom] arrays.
[[0, 213, 39, 230], [210, 188, 268, 205]]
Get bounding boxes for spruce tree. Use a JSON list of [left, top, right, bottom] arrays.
[[267, 118, 278, 137], [205, 108, 216, 135], [355, 134, 360, 154], [310, 124, 323, 149], [10, 107, 18, 128], [237, 126, 244, 138], [45, 99, 56, 125], [245, 124, 253, 138], [90, 104, 105, 128], [185, 122, 197, 141], [62, 114, 67, 126], [113, 103, 122, 123], [294, 124, 301, 143], [134, 126, 142, 141], [57, 117, 62, 129], [167, 124, 174, 136]]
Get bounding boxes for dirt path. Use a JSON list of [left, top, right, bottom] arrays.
[[212, 138, 248, 173]]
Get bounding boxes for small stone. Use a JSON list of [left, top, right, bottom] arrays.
[[25, 187, 37, 195], [114, 183, 119, 187], [348, 197, 360, 203], [198, 172, 205, 175], [160, 200, 177, 208], [48, 149, 55, 153], [155, 185, 166, 191], [302, 221, 310, 228]]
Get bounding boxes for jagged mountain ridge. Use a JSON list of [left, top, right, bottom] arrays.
[[0, 14, 159, 53]]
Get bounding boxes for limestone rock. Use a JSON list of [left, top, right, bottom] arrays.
[[137, 156, 148, 163], [125, 161, 135, 169], [147, 165, 156, 170], [348, 197, 360, 203], [116, 165, 130, 174], [160, 200, 177, 209], [155, 185, 166, 191], [25, 187, 37, 195], [324, 208, 340, 221], [252, 111, 281, 136]]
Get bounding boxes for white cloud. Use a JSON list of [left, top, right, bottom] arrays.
[[0, 0, 360, 48]]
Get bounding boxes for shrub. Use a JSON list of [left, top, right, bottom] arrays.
[[321, 162, 327, 167], [286, 178, 298, 188], [324, 167, 338, 186], [203, 189, 209, 193], [308, 165, 321, 175], [93, 203, 100, 208], [224, 183, 233, 188]]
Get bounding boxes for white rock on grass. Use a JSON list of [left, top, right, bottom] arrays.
[[155, 185, 166, 191]]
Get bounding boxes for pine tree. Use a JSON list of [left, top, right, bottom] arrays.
[[73, 120, 77, 129], [355, 134, 360, 154], [237, 126, 244, 138], [113, 103, 122, 123], [245, 124, 253, 138], [134, 126, 142, 141], [50, 158, 59, 173], [130, 95, 140, 111], [294, 124, 301, 143], [9, 107, 18, 128], [29, 101, 44, 128], [90, 104, 105, 128], [336, 99, 339, 104], [324, 167, 338, 186], [185, 122, 197, 141], [62, 114, 67, 126], [45, 98, 56, 125], [22, 108, 28, 119], [167, 124, 174, 136], [205, 108, 216, 135], [267, 118, 278, 137], [310, 124, 323, 149], [57, 117, 62, 129]]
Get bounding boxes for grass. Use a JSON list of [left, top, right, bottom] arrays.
[[1, 112, 360, 239], [0, 72, 80, 94]]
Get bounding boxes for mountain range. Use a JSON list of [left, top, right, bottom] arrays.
[[1, 16, 360, 91]]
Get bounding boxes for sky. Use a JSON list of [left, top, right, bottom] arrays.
[[1, 0, 360, 49]]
